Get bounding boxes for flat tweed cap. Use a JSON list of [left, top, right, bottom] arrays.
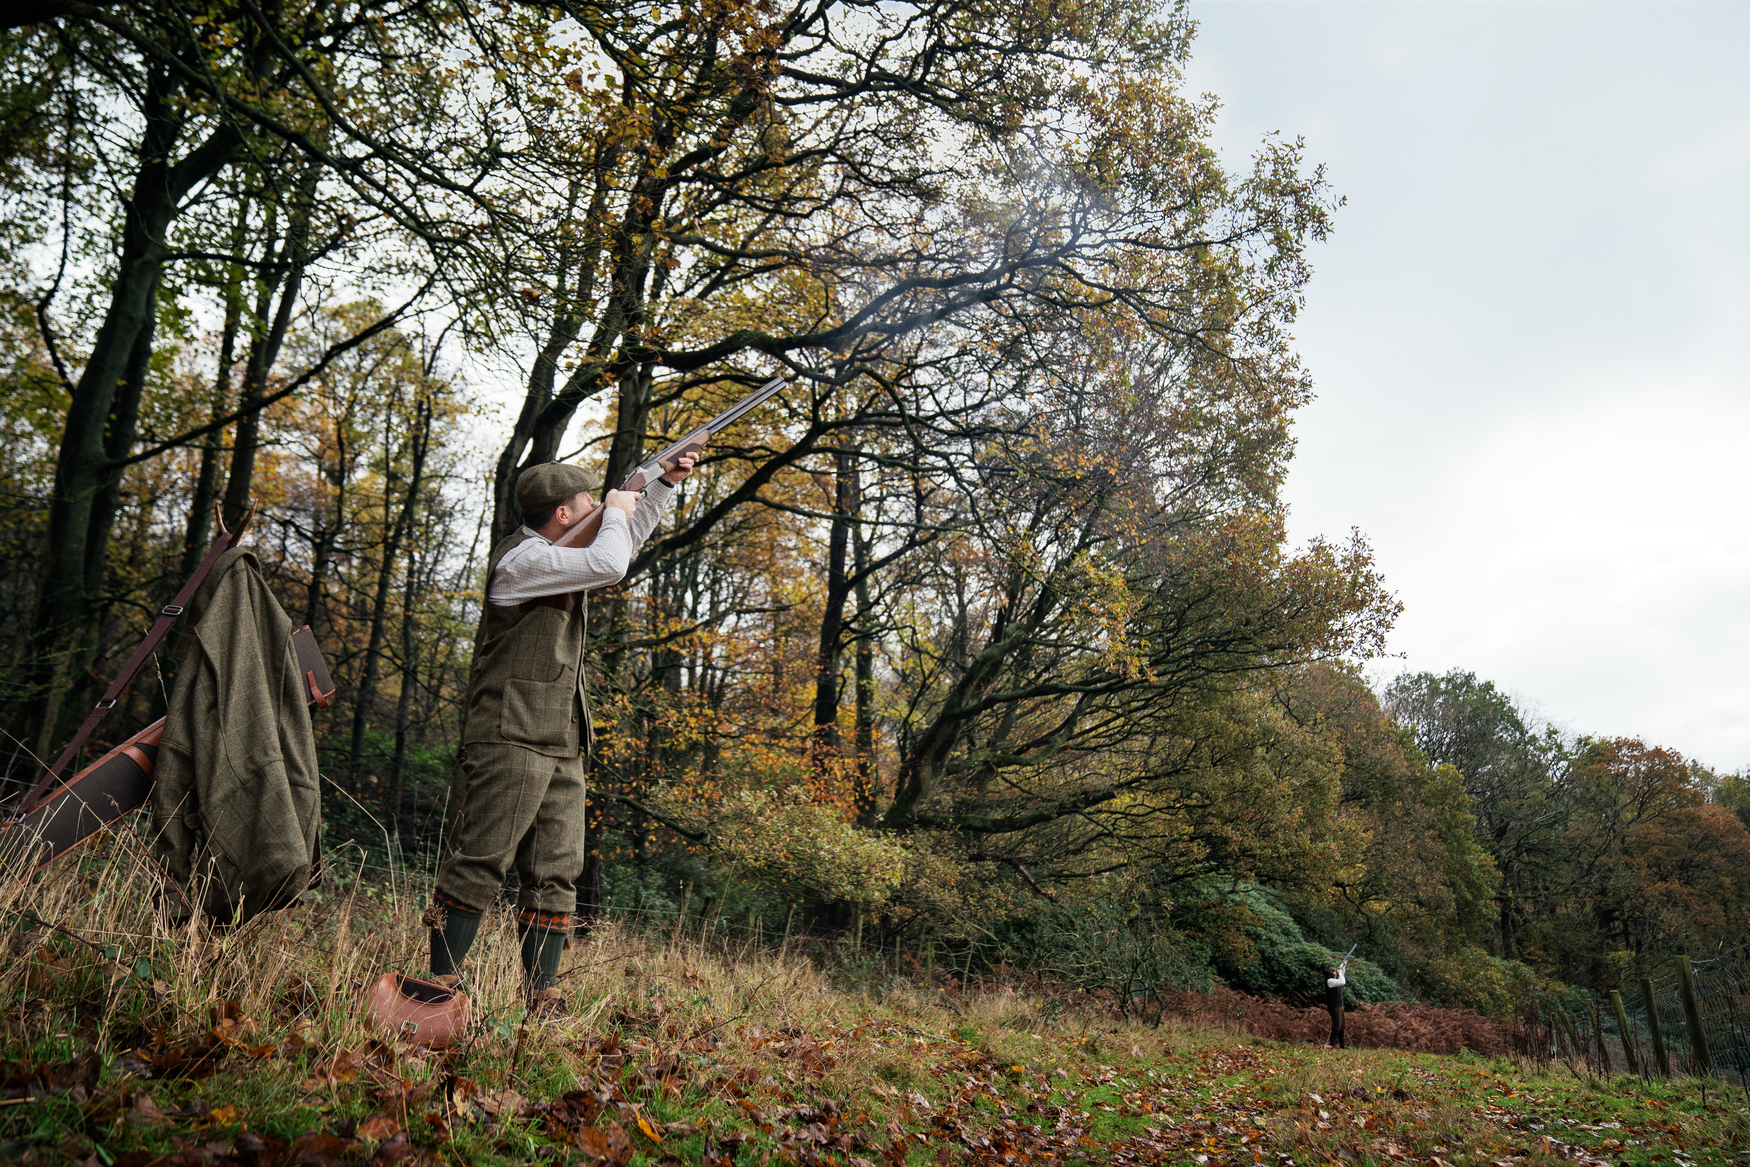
[[516, 462, 603, 512]]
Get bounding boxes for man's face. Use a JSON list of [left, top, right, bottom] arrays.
[[555, 489, 595, 526]]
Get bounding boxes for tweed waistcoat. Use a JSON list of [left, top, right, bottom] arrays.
[[462, 529, 590, 757]]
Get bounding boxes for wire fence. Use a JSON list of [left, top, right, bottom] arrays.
[[1546, 944, 1750, 1088]]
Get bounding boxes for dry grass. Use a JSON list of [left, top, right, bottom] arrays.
[[2, 826, 871, 1063]]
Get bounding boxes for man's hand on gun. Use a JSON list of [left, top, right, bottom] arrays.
[[662, 446, 701, 484]]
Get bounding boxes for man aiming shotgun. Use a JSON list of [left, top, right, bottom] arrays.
[[1325, 944, 1356, 1049], [420, 374, 789, 1019]]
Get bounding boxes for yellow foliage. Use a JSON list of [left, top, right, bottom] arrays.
[[671, 788, 909, 907]]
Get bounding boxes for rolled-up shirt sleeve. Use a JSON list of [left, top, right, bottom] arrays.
[[487, 480, 675, 606]]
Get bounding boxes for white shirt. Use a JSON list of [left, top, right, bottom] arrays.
[[486, 479, 675, 606], [1327, 970, 1347, 989]]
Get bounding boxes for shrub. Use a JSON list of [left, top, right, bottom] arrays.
[[1420, 946, 1540, 1019], [1024, 898, 1213, 1023], [706, 789, 909, 907]]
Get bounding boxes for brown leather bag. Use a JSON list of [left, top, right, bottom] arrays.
[[364, 973, 471, 1048]]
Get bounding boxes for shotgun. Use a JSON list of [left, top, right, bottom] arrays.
[[1340, 943, 1357, 972], [551, 373, 791, 551]]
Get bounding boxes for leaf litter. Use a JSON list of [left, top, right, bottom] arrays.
[[3, 997, 1744, 1166]]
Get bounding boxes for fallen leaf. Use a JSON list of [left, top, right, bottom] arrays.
[[575, 1121, 633, 1166], [371, 1132, 416, 1166], [477, 1088, 526, 1117], [358, 1114, 402, 1141], [286, 1129, 352, 1167]]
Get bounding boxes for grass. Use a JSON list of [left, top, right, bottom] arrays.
[[2, 831, 1747, 1166]]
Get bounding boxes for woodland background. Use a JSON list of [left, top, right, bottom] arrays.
[[2, 0, 1748, 1022]]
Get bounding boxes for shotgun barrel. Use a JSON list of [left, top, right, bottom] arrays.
[[553, 373, 791, 550], [623, 372, 790, 491]]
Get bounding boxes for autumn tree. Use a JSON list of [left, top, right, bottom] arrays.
[[1, 0, 470, 756], [1384, 673, 1750, 992], [462, 0, 1333, 532], [1383, 670, 1567, 960], [1543, 737, 1750, 986], [872, 339, 1396, 880], [1274, 664, 1499, 1002], [1712, 769, 1750, 831], [626, 301, 1399, 941]]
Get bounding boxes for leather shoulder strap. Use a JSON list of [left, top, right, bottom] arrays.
[[14, 509, 254, 818]]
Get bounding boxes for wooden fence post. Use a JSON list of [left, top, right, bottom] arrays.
[[1674, 956, 1714, 1079], [1609, 990, 1640, 1076], [1587, 1001, 1613, 1074], [1641, 977, 1671, 1077]]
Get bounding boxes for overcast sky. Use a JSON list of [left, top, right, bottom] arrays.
[[1181, 2, 1750, 770]]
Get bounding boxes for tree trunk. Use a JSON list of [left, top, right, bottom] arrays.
[[221, 165, 320, 528], [178, 208, 247, 585], [22, 68, 239, 754], [387, 534, 422, 842], [388, 394, 439, 838], [348, 395, 431, 790], [603, 361, 654, 500], [852, 495, 878, 825], [304, 424, 349, 633], [812, 449, 857, 751], [576, 848, 604, 935], [71, 266, 161, 734]]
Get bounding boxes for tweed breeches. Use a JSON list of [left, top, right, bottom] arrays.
[[436, 742, 585, 916]]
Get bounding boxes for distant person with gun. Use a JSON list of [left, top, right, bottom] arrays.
[[1325, 945, 1356, 1049], [416, 374, 786, 1023]]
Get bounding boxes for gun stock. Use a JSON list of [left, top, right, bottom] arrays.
[[551, 499, 611, 550]]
